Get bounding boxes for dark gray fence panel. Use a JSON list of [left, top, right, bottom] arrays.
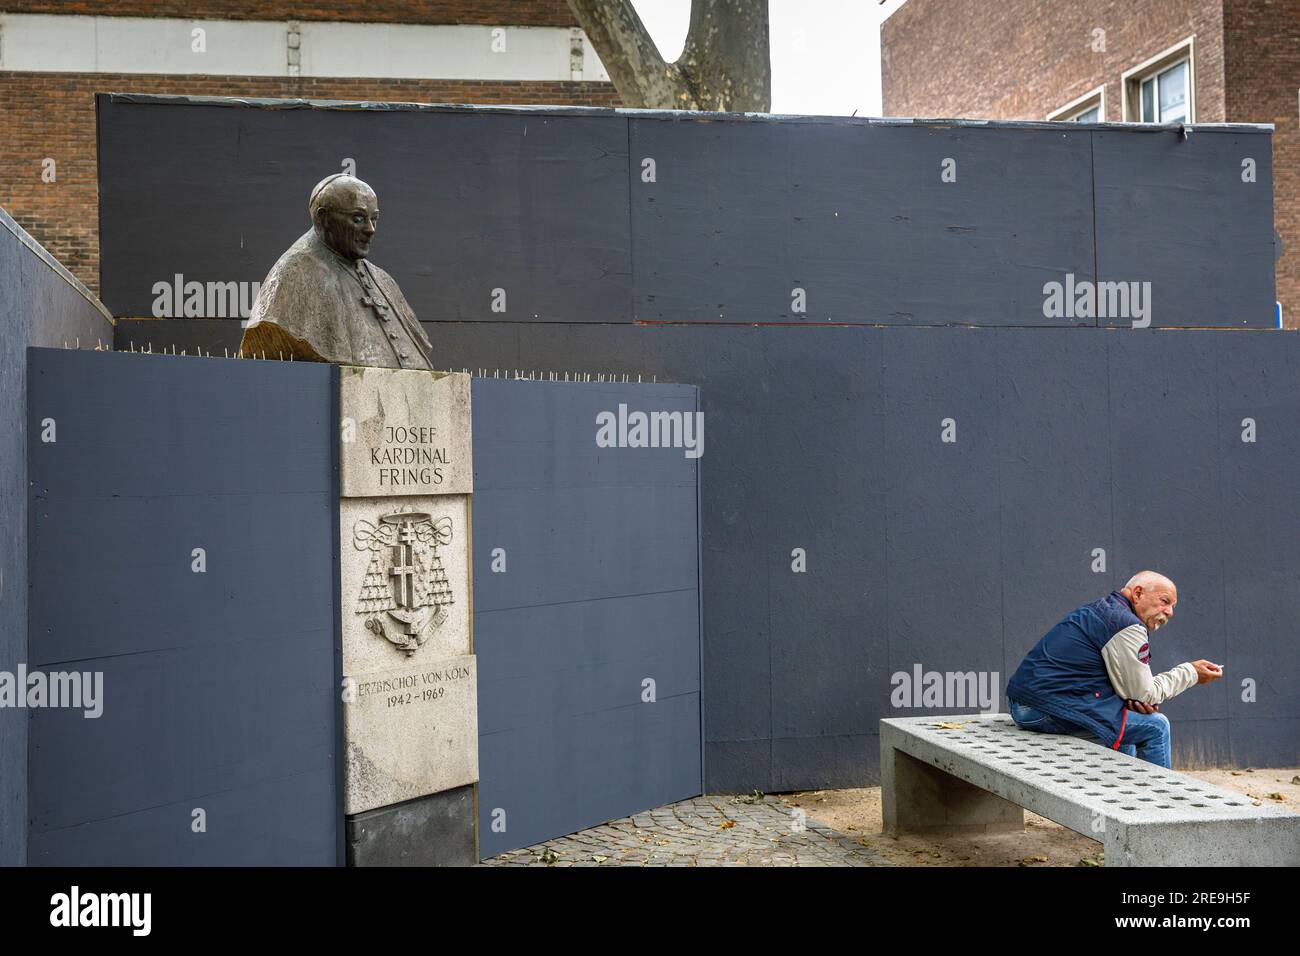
[[1, 210, 113, 866], [1093, 130, 1276, 327], [471, 378, 702, 857], [880, 329, 1006, 730], [1213, 333, 1300, 766], [96, 97, 1276, 330], [26, 349, 340, 865], [992, 329, 1114, 680], [1105, 334, 1231, 765], [630, 121, 1097, 325], [97, 98, 632, 324], [430, 323, 1300, 791]]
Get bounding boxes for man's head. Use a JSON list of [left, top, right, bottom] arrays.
[[309, 174, 379, 261], [1121, 570, 1177, 632]]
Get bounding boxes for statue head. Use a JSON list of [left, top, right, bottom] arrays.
[[309, 173, 379, 261]]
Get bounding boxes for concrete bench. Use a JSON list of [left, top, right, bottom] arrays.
[[880, 713, 1300, 866]]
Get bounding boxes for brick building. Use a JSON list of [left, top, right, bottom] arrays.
[[0, 2, 621, 292], [882, 0, 1299, 326]]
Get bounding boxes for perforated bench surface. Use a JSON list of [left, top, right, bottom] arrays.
[[880, 713, 1300, 866]]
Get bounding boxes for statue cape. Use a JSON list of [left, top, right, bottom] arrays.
[[240, 229, 434, 368]]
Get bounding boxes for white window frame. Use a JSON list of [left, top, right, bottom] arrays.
[[1121, 36, 1196, 123], [1047, 85, 1106, 123]]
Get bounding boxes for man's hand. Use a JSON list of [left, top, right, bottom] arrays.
[[1126, 699, 1159, 714], [1192, 660, 1224, 685]]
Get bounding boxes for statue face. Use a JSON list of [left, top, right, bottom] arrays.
[[316, 184, 380, 260]]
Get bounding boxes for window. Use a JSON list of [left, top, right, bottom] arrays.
[[1139, 59, 1189, 122], [1123, 37, 1196, 123], [1047, 86, 1105, 123]]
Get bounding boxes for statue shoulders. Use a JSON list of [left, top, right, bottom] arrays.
[[265, 230, 335, 283]]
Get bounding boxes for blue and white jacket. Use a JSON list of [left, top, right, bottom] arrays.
[[1006, 590, 1198, 748]]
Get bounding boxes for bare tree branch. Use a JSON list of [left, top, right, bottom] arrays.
[[568, 0, 771, 111], [567, 0, 688, 108]]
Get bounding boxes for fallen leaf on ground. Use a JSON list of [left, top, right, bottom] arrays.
[[1231, 771, 1243, 776], [933, 721, 968, 730], [719, 820, 735, 830], [1022, 855, 1048, 864], [592, 855, 607, 863], [1266, 792, 1285, 801], [1079, 857, 1100, 867]]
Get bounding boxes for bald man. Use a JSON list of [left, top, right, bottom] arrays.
[[1005, 572, 1223, 767], [241, 173, 436, 369]]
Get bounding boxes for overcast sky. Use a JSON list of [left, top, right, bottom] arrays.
[[631, 0, 908, 116]]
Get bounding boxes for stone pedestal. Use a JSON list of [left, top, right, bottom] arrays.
[[338, 367, 476, 865]]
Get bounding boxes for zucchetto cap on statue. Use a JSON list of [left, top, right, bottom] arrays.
[[309, 173, 372, 220]]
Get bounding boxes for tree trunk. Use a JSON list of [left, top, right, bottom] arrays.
[[568, 0, 771, 112]]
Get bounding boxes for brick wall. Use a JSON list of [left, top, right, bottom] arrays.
[[0, 1, 578, 26], [1224, 0, 1299, 323], [0, 72, 620, 292], [882, 0, 1225, 122]]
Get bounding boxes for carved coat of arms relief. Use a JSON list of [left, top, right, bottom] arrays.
[[352, 507, 455, 656]]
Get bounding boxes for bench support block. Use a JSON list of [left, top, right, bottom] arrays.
[[1105, 817, 1300, 867], [882, 743, 1024, 836]]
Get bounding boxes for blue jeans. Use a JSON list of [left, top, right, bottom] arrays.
[[1008, 698, 1172, 769]]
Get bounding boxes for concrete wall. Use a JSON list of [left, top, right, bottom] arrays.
[[0, 208, 111, 865]]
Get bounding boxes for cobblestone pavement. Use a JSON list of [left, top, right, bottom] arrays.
[[481, 794, 892, 867]]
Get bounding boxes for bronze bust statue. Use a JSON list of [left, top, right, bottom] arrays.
[[240, 174, 435, 369]]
